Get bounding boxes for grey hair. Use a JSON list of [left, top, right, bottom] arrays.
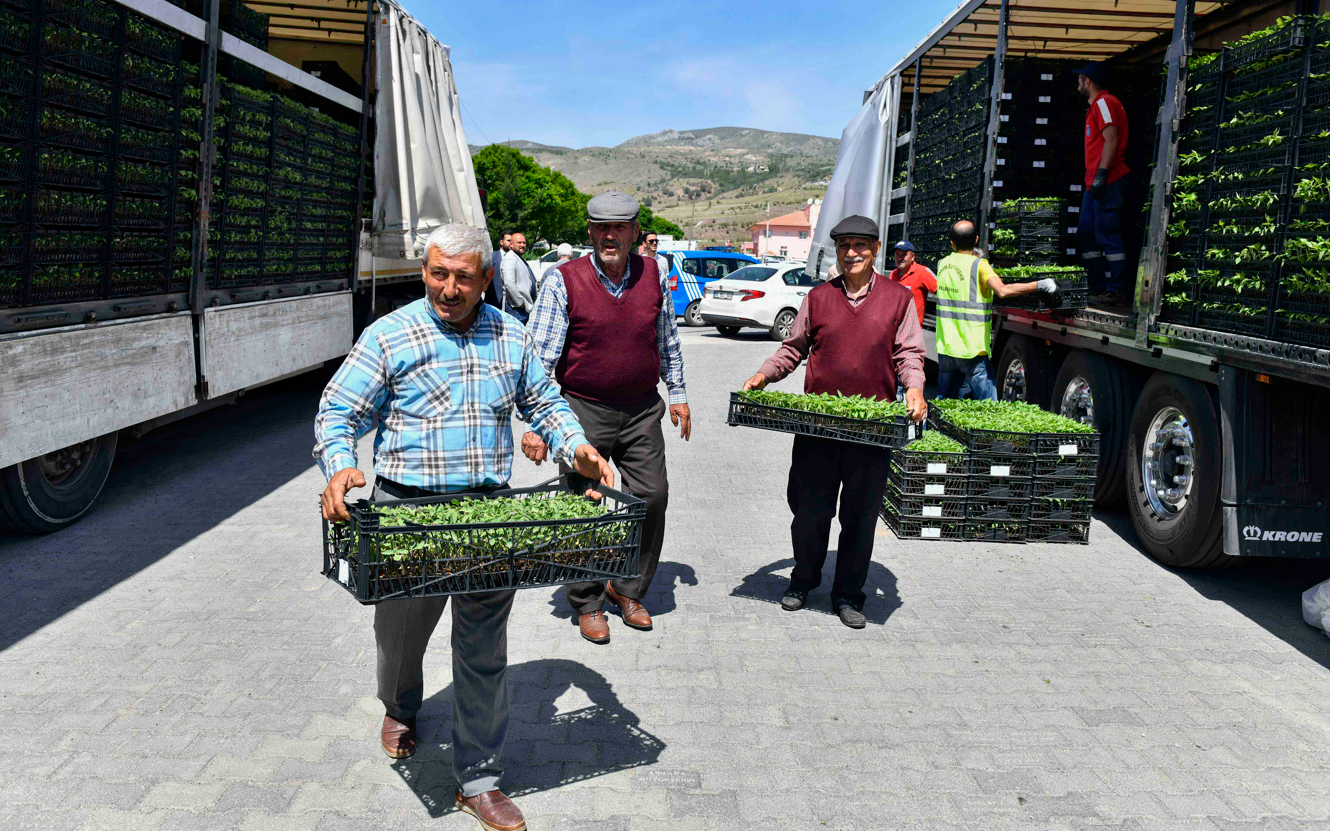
[[421, 223, 493, 265], [556, 242, 573, 257]]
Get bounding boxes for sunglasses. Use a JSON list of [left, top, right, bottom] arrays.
[[645, 238, 659, 244]]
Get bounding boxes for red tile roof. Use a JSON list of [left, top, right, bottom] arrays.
[[748, 210, 811, 233]]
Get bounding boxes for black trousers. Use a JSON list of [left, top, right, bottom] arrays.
[[562, 394, 670, 614], [786, 436, 892, 609]]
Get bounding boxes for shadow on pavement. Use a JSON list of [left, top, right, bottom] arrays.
[[546, 561, 698, 623], [730, 555, 902, 625], [0, 371, 328, 653], [395, 658, 665, 818], [1097, 510, 1330, 671]]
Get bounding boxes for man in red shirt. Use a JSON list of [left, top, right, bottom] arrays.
[[1076, 62, 1131, 307], [888, 240, 936, 326]]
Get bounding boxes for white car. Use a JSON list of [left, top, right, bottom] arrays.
[[698, 262, 817, 340], [529, 246, 593, 284]]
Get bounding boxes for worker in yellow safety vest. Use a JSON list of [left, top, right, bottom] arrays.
[[934, 220, 1061, 399]]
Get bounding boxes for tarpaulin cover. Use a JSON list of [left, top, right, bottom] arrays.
[[807, 75, 900, 280], [373, 1, 485, 259]]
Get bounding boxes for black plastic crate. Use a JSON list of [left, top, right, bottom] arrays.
[[0, 53, 33, 98], [40, 69, 114, 117], [1032, 454, 1099, 479], [930, 402, 1101, 457], [36, 150, 106, 189], [880, 506, 967, 542], [44, 0, 119, 40], [0, 98, 29, 142], [891, 446, 969, 477], [119, 124, 174, 164], [1301, 108, 1330, 142], [1196, 289, 1270, 337], [994, 276, 1088, 313], [123, 53, 178, 98], [32, 187, 105, 224], [1030, 498, 1093, 521], [966, 497, 1029, 522], [967, 453, 1033, 478], [125, 13, 181, 62], [1027, 519, 1090, 545], [1222, 16, 1311, 72], [886, 490, 969, 521], [43, 25, 116, 78], [1031, 477, 1096, 501], [115, 196, 168, 229], [1274, 316, 1330, 350], [322, 474, 645, 604], [1217, 114, 1296, 154], [964, 521, 1027, 544], [121, 89, 174, 130], [965, 475, 1032, 500], [39, 111, 112, 154], [727, 392, 919, 450], [1224, 57, 1305, 113], [0, 6, 29, 54], [890, 469, 967, 499]]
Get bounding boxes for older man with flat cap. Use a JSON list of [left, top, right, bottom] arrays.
[[743, 214, 927, 629], [523, 191, 691, 644]]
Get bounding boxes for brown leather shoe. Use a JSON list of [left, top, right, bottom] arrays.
[[605, 582, 652, 630], [380, 714, 416, 759], [578, 610, 610, 644], [455, 789, 526, 831]]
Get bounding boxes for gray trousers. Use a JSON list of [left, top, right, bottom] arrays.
[[372, 481, 516, 797], [562, 393, 670, 614]]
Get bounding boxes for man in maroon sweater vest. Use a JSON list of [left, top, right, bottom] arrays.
[[743, 215, 927, 629], [522, 192, 691, 644]]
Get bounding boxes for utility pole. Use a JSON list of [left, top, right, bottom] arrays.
[[764, 202, 771, 259]]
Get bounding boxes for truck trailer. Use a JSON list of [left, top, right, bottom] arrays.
[[812, 0, 1330, 568], [0, 0, 483, 531]]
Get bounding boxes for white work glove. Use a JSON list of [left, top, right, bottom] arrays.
[[1036, 278, 1060, 293]]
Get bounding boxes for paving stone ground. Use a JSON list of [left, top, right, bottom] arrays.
[[3, 327, 1330, 831]]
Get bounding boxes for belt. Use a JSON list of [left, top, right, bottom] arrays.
[[374, 477, 505, 500]]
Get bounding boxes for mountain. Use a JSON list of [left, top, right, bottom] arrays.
[[468, 139, 573, 154], [470, 127, 839, 248], [616, 127, 838, 157]]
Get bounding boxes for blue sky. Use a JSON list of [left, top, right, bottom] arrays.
[[406, 0, 957, 149]]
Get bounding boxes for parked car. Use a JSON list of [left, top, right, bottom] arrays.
[[665, 250, 762, 326], [529, 246, 593, 284], [699, 262, 817, 340]]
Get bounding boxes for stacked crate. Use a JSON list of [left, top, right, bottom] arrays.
[[1163, 15, 1330, 348], [909, 61, 990, 260], [881, 441, 969, 541], [991, 197, 1063, 266]]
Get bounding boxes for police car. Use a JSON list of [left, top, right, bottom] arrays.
[[662, 250, 761, 326]]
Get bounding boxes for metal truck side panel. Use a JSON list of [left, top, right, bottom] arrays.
[[0, 314, 196, 469], [201, 293, 353, 399]]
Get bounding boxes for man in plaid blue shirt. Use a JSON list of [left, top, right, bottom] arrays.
[[315, 223, 611, 831], [521, 191, 690, 645]]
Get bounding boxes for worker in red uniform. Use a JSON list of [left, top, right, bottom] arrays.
[[888, 240, 936, 326], [1076, 61, 1130, 308]]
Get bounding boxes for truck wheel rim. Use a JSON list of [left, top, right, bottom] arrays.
[[1059, 376, 1095, 425], [35, 438, 98, 490], [1142, 406, 1195, 518], [1002, 359, 1027, 401], [777, 313, 794, 338]]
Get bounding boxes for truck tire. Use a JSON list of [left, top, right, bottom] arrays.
[[1051, 351, 1136, 508], [0, 433, 119, 534], [995, 334, 1053, 405], [1125, 373, 1231, 569]]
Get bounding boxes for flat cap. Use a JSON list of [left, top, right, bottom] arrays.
[[829, 214, 879, 241], [587, 191, 640, 223]]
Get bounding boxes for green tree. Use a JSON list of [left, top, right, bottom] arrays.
[[638, 207, 683, 239], [472, 145, 590, 248]]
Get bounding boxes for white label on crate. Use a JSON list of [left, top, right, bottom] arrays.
[[1070, 184, 1083, 192], [1039, 95, 1052, 103], [998, 136, 1008, 144], [1059, 444, 1079, 456], [1001, 114, 1010, 122], [923, 505, 943, 518], [1033, 161, 1046, 168], [1036, 117, 1049, 125], [338, 559, 350, 585], [990, 465, 1012, 477], [1069, 205, 1080, 213], [922, 527, 942, 539], [998, 158, 1007, 166], [1002, 92, 1013, 100], [994, 180, 1004, 188], [1066, 247, 1077, 255], [1041, 73, 1054, 81], [1068, 226, 1078, 233], [925, 484, 946, 496], [927, 462, 948, 475], [908, 424, 917, 440], [1035, 138, 1047, 146]]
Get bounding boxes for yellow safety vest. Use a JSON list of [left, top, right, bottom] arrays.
[[934, 252, 993, 359]]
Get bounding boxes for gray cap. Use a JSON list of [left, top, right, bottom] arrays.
[[587, 191, 640, 223]]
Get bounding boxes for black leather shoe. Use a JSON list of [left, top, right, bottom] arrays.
[[835, 605, 866, 629], [780, 589, 807, 611]]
